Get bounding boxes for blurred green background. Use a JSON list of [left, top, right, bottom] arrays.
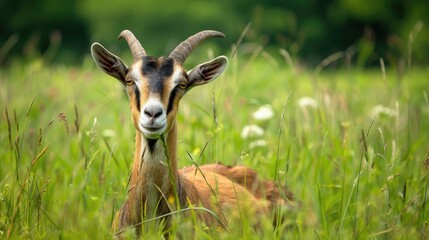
[[1, 0, 428, 67], [1, 1, 429, 239]]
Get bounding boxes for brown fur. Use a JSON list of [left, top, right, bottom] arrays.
[[112, 120, 296, 238], [91, 36, 296, 238]]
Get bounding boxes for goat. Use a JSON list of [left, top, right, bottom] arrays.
[[91, 30, 295, 238]]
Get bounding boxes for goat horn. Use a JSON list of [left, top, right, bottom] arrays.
[[169, 30, 225, 64], [118, 30, 146, 61]]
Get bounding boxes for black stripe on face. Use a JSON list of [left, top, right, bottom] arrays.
[[141, 56, 158, 75], [133, 84, 141, 111], [159, 58, 174, 80], [142, 57, 162, 94], [167, 87, 178, 114], [141, 57, 175, 95]]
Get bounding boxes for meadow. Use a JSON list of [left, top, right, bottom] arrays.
[[0, 49, 428, 239]]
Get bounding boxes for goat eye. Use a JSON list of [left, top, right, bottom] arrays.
[[178, 81, 187, 89]]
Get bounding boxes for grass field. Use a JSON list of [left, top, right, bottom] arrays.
[[1, 50, 429, 239]]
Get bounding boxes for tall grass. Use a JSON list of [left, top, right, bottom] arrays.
[[1, 44, 428, 239]]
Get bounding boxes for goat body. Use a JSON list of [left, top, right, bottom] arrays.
[[91, 30, 295, 238]]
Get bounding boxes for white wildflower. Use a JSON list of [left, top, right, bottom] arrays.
[[371, 105, 397, 118], [241, 124, 264, 139], [249, 139, 268, 149], [298, 97, 318, 109], [102, 129, 116, 138], [252, 104, 274, 121]]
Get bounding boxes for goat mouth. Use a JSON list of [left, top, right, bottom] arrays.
[[139, 124, 166, 139], [144, 126, 163, 132]]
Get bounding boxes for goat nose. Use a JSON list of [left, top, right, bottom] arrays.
[[143, 105, 163, 119]]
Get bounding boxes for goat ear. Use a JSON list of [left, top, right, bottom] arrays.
[[91, 43, 128, 83], [186, 56, 228, 90]]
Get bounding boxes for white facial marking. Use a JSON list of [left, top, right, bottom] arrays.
[[130, 65, 141, 83], [172, 67, 183, 87], [139, 99, 167, 139]]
